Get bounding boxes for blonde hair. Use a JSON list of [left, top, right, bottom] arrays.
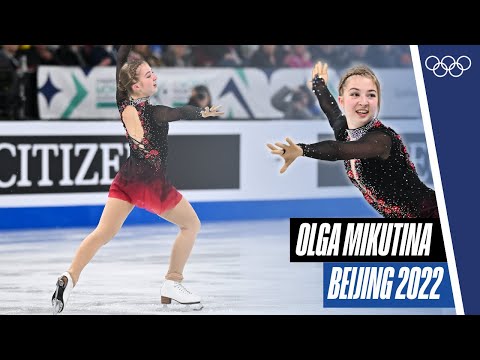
[[338, 65, 381, 112], [117, 60, 146, 95]]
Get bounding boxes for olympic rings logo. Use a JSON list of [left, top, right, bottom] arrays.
[[424, 55, 472, 78]]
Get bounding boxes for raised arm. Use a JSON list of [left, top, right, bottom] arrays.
[[299, 130, 392, 161], [311, 62, 347, 141], [116, 45, 132, 102], [151, 104, 224, 124]]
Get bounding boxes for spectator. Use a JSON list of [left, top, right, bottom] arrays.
[[16, 45, 58, 119], [346, 45, 370, 67], [249, 45, 282, 68], [129, 45, 163, 67], [309, 45, 350, 69], [214, 45, 244, 67], [163, 45, 192, 67], [283, 45, 313, 68], [0, 45, 21, 119], [55, 45, 88, 67], [190, 45, 217, 67], [187, 85, 219, 119], [366, 45, 405, 68], [271, 84, 318, 119], [82, 45, 116, 67]]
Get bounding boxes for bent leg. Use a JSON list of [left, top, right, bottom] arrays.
[[67, 198, 134, 285], [159, 197, 201, 282]]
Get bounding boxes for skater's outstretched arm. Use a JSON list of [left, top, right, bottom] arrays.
[[267, 132, 392, 173], [297, 130, 392, 160], [151, 104, 224, 124]]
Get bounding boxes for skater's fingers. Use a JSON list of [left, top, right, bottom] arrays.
[[316, 62, 323, 76], [280, 163, 289, 174], [322, 62, 328, 75], [285, 137, 296, 146]]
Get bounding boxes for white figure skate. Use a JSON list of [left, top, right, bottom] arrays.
[[160, 280, 203, 311], [51, 272, 73, 315]]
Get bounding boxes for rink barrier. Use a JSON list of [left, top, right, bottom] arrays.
[[0, 120, 429, 230], [0, 198, 379, 230]]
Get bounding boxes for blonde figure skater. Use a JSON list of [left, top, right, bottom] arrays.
[[268, 62, 438, 218], [51, 45, 223, 314]]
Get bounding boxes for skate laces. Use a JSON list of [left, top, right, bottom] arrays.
[[174, 282, 192, 294]]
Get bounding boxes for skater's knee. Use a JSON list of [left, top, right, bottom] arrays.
[[180, 217, 201, 235], [193, 217, 201, 234]]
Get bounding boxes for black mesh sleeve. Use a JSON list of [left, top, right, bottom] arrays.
[[116, 45, 132, 103], [151, 104, 204, 124], [298, 130, 392, 161], [312, 76, 347, 141]]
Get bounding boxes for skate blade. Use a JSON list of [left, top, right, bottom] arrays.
[[52, 299, 63, 315], [161, 302, 204, 312]]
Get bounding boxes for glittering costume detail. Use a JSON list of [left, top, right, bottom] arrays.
[[108, 46, 204, 215], [346, 118, 376, 141], [298, 76, 438, 218]]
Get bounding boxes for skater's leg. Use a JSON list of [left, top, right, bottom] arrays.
[[52, 197, 134, 313], [159, 197, 202, 305], [67, 197, 134, 285], [159, 197, 201, 282]]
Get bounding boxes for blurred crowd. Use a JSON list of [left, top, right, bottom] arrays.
[[0, 45, 412, 120]]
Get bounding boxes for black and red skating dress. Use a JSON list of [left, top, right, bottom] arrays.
[[108, 45, 203, 215], [298, 76, 438, 218]]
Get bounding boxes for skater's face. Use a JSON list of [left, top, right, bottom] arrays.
[[133, 63, 158, 97], [338, 75, 378, 129]]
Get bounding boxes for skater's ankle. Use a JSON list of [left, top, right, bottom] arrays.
[[63, 271, 77, 287], [165, 272, 183, 282]]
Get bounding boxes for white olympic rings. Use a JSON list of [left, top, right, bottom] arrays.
[[424, 55, 471, 78]]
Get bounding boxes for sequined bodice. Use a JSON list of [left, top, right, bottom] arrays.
[[299, 75, 437, 218], [118, 97, 169, 171]]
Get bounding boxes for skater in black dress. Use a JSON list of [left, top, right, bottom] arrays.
[[52, 45, 223, 314], [267, 62, 438, 218]]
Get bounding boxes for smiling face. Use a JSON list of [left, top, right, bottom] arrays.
[[338, 75, 380, 129], [337, 65, 381, 130], [338, 75, 379, 129], [132, 62, 158, 98]]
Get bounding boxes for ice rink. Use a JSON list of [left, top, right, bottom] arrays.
[[0, 219, 455, 315]]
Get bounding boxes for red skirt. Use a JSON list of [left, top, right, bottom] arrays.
[[108, 169, 182, 215]]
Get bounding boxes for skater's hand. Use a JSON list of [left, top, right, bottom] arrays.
[[307, 61, 329, 89], [266, 137, 303, 174], [201, 105, 224, 118]]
